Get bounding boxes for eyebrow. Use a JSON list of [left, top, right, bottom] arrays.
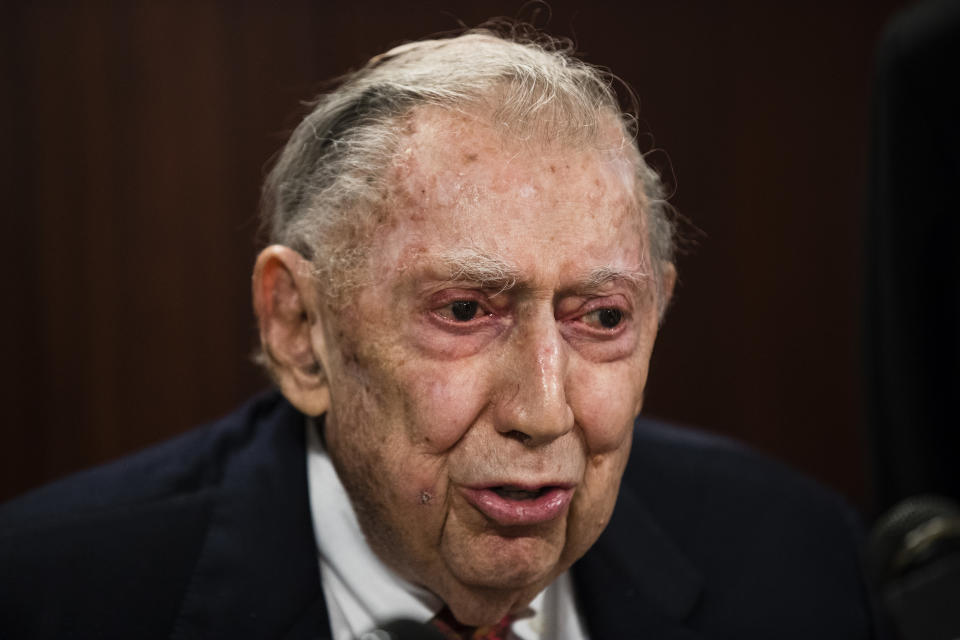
[[440, 248, 521, 292], [437, 248, 651, 294], [581, 264, 652, 292]]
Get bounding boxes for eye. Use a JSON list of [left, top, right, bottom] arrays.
[[444, 300, 480, 322], [583, 308, 623, 329]]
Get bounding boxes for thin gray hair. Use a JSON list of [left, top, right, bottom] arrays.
[[260, 25, 675, 310]]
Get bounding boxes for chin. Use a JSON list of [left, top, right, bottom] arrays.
[[437, 575, 544, 628], [442, 530, 566, 591]]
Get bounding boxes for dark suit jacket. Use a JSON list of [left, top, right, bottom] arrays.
[[1, 391, 879, 639]]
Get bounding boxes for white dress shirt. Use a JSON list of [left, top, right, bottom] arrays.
[[305, 419, 589, 640]]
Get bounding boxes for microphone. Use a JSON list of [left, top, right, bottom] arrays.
[[357, 619, 447, 640], [865, 495, 960, 640]]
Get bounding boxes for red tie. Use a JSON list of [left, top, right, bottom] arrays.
[[430, 606, 514, 640]]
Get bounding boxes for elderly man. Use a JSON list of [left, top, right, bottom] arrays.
[[2, 29, 878, 639]]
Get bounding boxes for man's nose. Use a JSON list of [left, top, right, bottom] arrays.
[[493, 313, 575, 446]]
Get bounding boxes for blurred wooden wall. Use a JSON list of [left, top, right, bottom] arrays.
[[0, 0, 907, 508]]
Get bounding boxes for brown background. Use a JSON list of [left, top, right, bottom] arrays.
[[0, 0, 909, 510]]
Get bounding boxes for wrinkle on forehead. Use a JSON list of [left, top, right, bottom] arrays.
[[387, 105, 639, 209], [316, 105, 652, 306], [358, 107, 653, 291]]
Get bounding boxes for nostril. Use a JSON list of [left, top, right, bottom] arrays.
[[505, 430, 531, 444]]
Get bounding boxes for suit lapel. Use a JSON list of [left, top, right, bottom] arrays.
[[282, 594, 334, 640], [170, 396, 329, 639], [572, 477, 705, 640]]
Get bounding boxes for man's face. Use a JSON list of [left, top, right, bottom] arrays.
[[316, 108, 662, 623]]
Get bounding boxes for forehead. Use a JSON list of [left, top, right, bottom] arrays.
[[372, 107, 648, 280]]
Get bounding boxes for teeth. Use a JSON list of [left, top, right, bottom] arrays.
[[493, 487, 545, 500]]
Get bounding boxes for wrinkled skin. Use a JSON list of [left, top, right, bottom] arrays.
[[310, 108, 666, 625]]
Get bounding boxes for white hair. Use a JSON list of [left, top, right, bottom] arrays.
[[261, 26, 675, 308]]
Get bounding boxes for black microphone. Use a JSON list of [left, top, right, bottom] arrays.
[[356, 619, 447, 640], [865, 495, 960, 640]]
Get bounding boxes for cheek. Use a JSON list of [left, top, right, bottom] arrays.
[[561, 427, 632, 571], [401, 362, 492, 451], [568, 359, 646, 453]]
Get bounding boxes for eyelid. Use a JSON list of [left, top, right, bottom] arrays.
[[428, 291, 500, 329], [429, 286, 508, 313], [435, 300, 481, 320], [564, 296, 633, 338], [558, 293, 630, 319], [581, 307, 625, 329]]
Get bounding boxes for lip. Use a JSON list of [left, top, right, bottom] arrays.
[[460, 484, 574, 526]]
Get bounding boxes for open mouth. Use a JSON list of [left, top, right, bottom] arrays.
[[461, 484, 574, 526], [491, 486, 552, 500]]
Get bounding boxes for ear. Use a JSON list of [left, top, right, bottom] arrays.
[[661, 261, 677, 303], [252, 245, 331, 416], [658, 261, 677, 322]]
